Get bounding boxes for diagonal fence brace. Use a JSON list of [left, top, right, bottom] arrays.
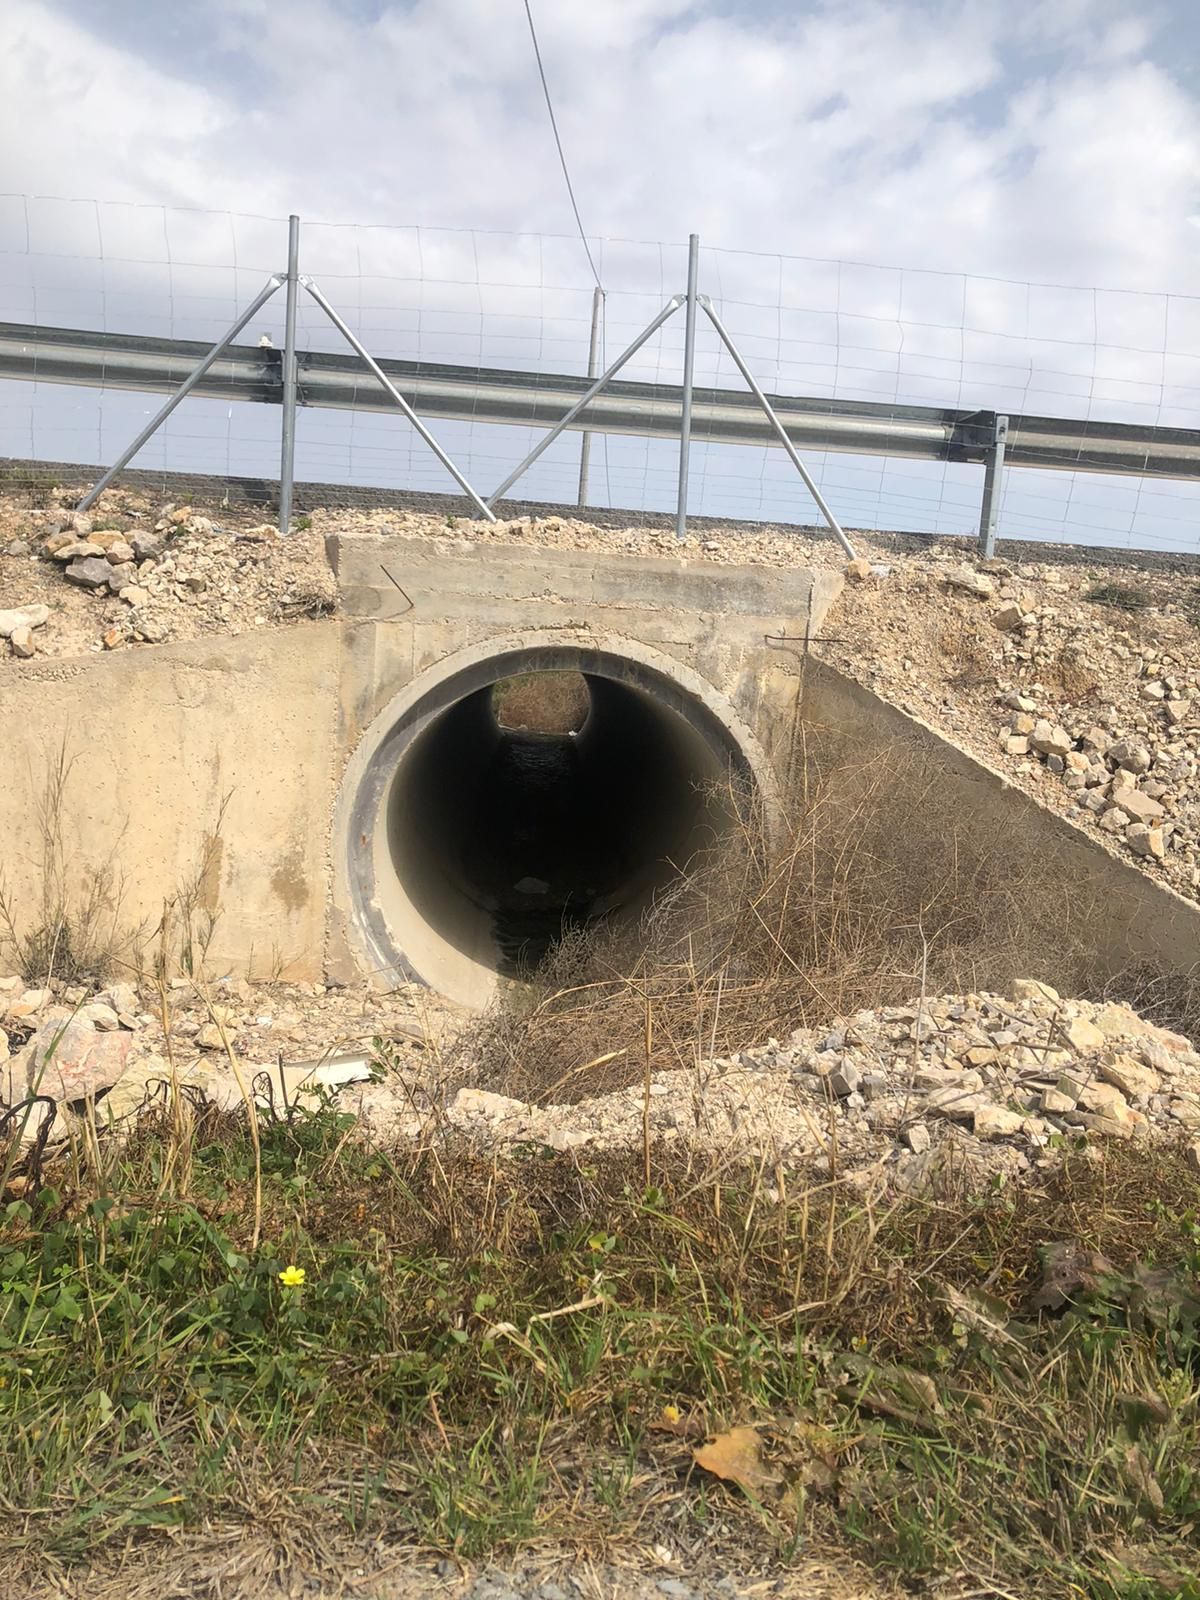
[[77, 274, 284, 513], [302, 276, 497, 522], [486, 296, 685, 508], [699, 297, 857, 561]]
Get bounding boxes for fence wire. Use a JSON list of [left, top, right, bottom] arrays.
[[1, 194, 1199, 552]]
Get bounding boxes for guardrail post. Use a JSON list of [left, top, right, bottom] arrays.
[[675, 232, 700, 541], [977, 412, 1008, 558], [576, 286, 603, 507], [278, 214, 300, 535]]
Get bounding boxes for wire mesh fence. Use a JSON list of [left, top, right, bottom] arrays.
[[2, 193, 1199, 552]]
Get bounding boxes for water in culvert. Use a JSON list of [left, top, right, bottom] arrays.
[[465, 731, 598, 974]]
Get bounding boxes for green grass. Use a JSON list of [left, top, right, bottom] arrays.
[[2, 1099, 1200, 1596]]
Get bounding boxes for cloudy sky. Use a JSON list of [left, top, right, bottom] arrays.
[[3, 0, 1200, 545]]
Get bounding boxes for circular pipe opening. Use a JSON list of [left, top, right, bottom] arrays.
[[492, 670, 591, 733], [339, 643, 772, 1007]]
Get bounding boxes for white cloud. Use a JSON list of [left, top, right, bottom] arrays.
[[2, 0, 1196, 275], [4, 0, 1197, 288], [2, 0, 230, 208]]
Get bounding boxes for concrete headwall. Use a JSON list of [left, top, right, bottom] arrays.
[[324, 536, 844, 996], [329, 534, 845, 774]]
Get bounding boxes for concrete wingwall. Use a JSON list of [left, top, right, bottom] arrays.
[[799, 659, 1200, 997], [0, 624, 342, 981]]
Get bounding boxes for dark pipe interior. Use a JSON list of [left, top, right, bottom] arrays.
[[385, 670, 731, 978]]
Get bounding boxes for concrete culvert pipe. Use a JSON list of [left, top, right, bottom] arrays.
[[334, 639, 776, 1008]]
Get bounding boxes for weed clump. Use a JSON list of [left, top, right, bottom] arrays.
[[270, 580, 337, 620], [455, 740, 1195, 1108], [1086, 581, 1152, 612], [492, 671, 591, 733], [0, 738, 137, 987]]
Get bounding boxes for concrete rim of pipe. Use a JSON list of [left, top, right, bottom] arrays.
[[331, 632, 780, 1008]]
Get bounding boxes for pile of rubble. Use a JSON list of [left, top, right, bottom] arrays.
[[0, 489, 832, 667], [317, 503, 847, 568], [0, 971, 445, 1143], [0, 492, 336, 660], [435, 978, 1200, 1187], [5, 971, 1198, 1192], [832, 546, 1200, 898]]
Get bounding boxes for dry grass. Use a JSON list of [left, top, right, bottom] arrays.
[[0, 744, 235, 993], [0, 737, 140, 988], [937, 618, 998, 686], [492, 671, 591, 733], [153, 791, 232, 979], [269, 579, 337, 620], [1085, 581, 1153, 612], [1051, 641, 1102, 704], [455, 742, 1185, 1108]]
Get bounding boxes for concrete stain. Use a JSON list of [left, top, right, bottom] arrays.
[[271, 845, 311, 913]]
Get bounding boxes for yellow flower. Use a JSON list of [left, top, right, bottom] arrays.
[[278, 1265, 306, 1288], [662, 1404, 681, 1424]]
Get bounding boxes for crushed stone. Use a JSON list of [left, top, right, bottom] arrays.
[[6, 975, 1198, 1195]]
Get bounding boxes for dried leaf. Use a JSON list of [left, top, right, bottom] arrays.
[[1031, 1240, 1118, 1312], [793, 1455, 840, 1494], [693, 1426, 782, 1499], [1117, 1391, 1172, 1437], [1033, 1244, 1200, 1338], [1121, 1443, 1165, 1512], [779, 1418, 844, 1494], [1102, 1542, 1190, 1590], [838, 1353, 945, 1429], [944, 1283, 1023, 1348], [1128, 1264, 1200, 1336]]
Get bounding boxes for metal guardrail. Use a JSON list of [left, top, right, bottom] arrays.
[[7, 319, 1200, 476], [3, 314, 1200, 556], [0, 318, 981, 459]]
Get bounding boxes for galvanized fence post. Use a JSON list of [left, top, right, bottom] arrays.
[[675, 232, 700, 540], [576, 286, 603, 507], [977, 412, 1009, 558], [278, 214, 300, 535]]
